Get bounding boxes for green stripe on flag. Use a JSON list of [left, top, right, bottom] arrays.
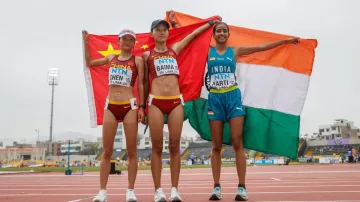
[[187, 98, 300, 159]]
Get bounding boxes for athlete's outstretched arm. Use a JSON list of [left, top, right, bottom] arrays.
[[234, 37, 300, 57], [171, 18, 221, 55], [82, 30, 114, 67], [142, 51, 150, 104]]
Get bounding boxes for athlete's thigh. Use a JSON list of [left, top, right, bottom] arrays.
[[102, 110, 118, 150], [210, 120, 224, 148], [123, 109, 138, 152], [167, 104, 184, 145], [207, 92, 226, 122], [226, 89, 245, 121], [148, 105, 164, 144], [229, 116, 244, 148]]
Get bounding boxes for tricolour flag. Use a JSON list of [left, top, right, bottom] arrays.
[[83, 19, 217, 126], [166, 11, 318, 159]]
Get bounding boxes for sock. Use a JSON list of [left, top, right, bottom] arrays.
[[238, 184, 246, 189], [214, 183, 221, 188]]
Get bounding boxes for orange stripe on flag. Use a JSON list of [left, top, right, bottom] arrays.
[[165, 11, 318, 76]]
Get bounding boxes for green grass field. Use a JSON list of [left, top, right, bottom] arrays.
[[0, 164, 241, 172]]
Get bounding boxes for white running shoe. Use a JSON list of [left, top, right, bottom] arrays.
[[93, 189, 107, 202], [169, 187, 182, 202], [126, 189, 138, 202], [154, 188, 166, 202]]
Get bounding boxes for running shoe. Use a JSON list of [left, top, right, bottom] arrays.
[[235, 187, 248, 201], [169, 187, 182, 202], [209, 186, 222, 200], [126, 189, 137, 202], [154, 188, 167, 202], [93, 189, 107, 202]]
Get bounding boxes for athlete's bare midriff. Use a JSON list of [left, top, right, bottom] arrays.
[[150, 75, 180, 96], [108, 85, 134, 101]]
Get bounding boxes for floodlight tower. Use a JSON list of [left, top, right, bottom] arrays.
[[48, 68, 59, 156]]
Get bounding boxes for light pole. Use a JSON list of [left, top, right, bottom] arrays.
[[48, 68, 59, 156], [35, 129, 40, 143]]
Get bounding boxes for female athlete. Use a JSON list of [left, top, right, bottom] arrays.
[[142, 18, 220, 202], [82, 29, 145, 202], [207, 22, 299, 201]]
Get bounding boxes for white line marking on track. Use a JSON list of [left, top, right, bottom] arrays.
[[67, 196, 94, 202], [2, 180, 360, 187], [1, 184, 360, 191], [1, 190, 360, 197], [270, 178, 281, 181], [2, 170, 360, 177]]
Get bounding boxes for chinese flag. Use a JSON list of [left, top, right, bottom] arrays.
[[84, 18, 217, 126]]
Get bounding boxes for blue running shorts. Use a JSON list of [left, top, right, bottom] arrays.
[[207, 88, 246, 122]]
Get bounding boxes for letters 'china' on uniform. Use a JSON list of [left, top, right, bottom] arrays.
[[108, 55, 138, 87], [147, 48, 180, 80]]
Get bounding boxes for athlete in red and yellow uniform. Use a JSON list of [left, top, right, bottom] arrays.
[[83, 29, 145, 202], [142, 18, 221, 202]]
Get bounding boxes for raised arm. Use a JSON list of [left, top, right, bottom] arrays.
[[82, 30, 115, 67], [234, 37, 300, 57], [171, 18, 221, 55], [168, 10, 180, 29], [142, 51, 150, 104]]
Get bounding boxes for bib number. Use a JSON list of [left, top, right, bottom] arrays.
[[154, 57, 179, 76], [109, 68, 132, 87], [210, 73, 236, 89]]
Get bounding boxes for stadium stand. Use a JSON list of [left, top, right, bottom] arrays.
[[182, 142, 212, 160]]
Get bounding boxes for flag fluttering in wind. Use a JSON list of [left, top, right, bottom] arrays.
[[83, 11, 317, 159], [83, 19, 217, 126], [164, 11, 317, 159]]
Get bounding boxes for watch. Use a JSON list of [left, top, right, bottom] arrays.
[[208, 20, 214, 25], [140, 104, 146, 109]]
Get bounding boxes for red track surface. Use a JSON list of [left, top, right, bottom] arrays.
[[1, 164, 360, 202]]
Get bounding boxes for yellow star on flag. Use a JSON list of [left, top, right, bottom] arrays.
[[98, 43, 121, 57], [141, 44, 149, 50]]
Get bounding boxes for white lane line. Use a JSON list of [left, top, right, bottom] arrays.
[[1, 184, 360, 191], [1, 190, 360, 197]]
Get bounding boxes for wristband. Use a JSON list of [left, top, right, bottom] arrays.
[[140, 104, 146, 109], [208, 20, 214, 25]]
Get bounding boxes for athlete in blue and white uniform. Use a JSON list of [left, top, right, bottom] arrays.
[[207, 22, 299, 201]]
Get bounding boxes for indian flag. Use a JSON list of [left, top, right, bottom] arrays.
[[166, 11, 318, 159]]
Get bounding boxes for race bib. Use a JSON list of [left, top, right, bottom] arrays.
[[154, 57, 179, 77], [108, 67, 132, 87], [210, 73, 236, 89]]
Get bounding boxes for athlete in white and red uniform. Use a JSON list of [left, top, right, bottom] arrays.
[[143, 17, 221, 202], [83, 29, 145, 202]]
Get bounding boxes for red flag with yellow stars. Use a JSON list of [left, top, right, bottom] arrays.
[[84, 18, 217, 127]]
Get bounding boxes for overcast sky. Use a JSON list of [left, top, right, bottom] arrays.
[[0, 0, 359, 144]]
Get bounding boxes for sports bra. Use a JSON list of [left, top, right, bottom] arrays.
[[108, 55, 138, 87], [146, 48, 180, 80]]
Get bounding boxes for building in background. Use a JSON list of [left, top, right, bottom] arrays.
[[114, 123, 124, 150], [318, 119, 360, 140], [0, 148, 46, 162], [137, 131, 192, 153]]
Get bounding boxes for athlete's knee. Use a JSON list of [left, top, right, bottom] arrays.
[[152, 140, 163, 154], [232, 137, 244, 152], [102, 148, 113, 160], [127, 150, 137, 160], [212, 143, 222, 153], [169, 142, 180, 154]]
